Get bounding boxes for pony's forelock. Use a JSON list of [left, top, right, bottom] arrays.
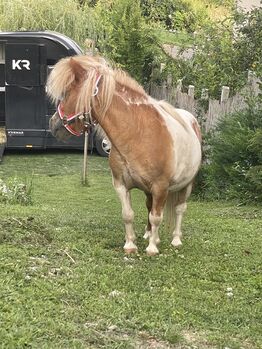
[[47, 55, 116, 116], [46, 57, 76, 104]]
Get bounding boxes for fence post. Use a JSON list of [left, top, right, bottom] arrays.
[[176, 79, 182, 92], [188, 85, 195, 98], [201, 88, 209, 100], [220, 86, 230, 103], [167, 74, 173, 88]]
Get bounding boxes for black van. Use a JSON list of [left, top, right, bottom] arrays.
[[0, 31, 111, 160]]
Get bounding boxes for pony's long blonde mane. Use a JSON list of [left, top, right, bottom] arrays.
[[113, 69, 147, 97], [47, 55, 147, 117]]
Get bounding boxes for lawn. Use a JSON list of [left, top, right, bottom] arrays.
[[154, 28, 194, 47], [0, 151, 261, 349]]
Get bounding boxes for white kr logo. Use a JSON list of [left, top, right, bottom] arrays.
[[12, 59, 31, 70]]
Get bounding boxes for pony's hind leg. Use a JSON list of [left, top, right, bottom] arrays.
[[171, 202, 187, 247], [143, 193, 152, 240], [171, 183, 193, 248], [146, 189, 168, 256], [113, 181, 137, 254]]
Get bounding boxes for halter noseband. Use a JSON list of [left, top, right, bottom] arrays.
[[57, 103, 93, 136], [57, 74, 102, 137]]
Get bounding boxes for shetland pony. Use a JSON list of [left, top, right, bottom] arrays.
[[47, 55, 201, 256]]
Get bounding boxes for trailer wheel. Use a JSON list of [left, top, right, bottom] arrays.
[[94, 126, 111, 157]]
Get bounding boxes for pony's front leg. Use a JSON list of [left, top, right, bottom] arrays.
[[146, 190, 167, 256], [113, 182, 137, 254]]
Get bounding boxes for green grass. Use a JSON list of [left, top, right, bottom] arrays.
[[0, 151, 261, 349], [155, 28, 194, 47]]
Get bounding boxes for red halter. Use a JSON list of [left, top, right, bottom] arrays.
[[57, 103, 86, 136], [57, 74, 102, 136]]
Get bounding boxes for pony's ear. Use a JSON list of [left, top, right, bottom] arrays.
[[69, 57, 86, 83]]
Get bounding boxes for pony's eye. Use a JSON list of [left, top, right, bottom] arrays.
[[59, 91, 68, 101]]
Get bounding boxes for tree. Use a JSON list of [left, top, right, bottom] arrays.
[[93, 0, 162, 84], [161, 7, 262, 99], [234, 7, 262, 78]]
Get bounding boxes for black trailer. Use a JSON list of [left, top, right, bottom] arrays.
[[0, 31, 110, 160]]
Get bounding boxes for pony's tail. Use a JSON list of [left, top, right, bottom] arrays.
[[164, 191, 179, 234]]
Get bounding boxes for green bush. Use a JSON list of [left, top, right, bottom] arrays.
[[198, 97, 262, 203], [141, 0, 198, 32], [93, 0, 162, 84]]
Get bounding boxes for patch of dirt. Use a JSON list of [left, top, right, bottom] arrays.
[[0, 216, 53, 245], [135, 330, 212, 349], [182, 330, 213, 348], [136, 332, 176, 349], [84, 323, 213, 349]]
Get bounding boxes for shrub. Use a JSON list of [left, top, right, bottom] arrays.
[[198, 97, 262, 203], [93, 0, 162, 84], [141, 0, 198, 32]]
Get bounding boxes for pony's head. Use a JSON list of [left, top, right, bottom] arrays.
[[47, 55, 115, 141]]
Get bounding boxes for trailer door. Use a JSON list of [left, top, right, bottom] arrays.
[[5, 43, 47, 148]]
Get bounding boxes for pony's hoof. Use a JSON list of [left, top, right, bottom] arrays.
[[124, 247, 138, 255], [171, 237, 182, 248], [124, 241, 138, 254], [146, 245, 159, 256]]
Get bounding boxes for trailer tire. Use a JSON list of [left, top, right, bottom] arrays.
[[94, 126, 111, 157]]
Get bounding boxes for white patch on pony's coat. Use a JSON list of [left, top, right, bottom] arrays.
[[152, 100, 202, 191], [118, 93, 148, 107]]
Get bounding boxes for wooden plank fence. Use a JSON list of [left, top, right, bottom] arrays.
[[149, 72, 260, 132]]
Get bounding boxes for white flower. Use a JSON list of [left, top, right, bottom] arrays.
[[109, 290, 122, 298], [227, 292, 234, 297]]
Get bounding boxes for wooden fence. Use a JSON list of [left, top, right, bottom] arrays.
[[149, 72, 260, 132]]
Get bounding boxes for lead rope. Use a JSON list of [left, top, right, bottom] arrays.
[[82, 73, 101, 185], [82, 111, 93, 186], [82, 129, 89, 185]]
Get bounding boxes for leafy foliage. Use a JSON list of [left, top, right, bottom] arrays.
[[93, 0, 162, 84], [234, 7, 262, 78], [141, 0, 197, 32], [199, 97, 262, 203], [0, 0, 96, 47], [161, 7, 262, 99], [140, 0, 233, 32]]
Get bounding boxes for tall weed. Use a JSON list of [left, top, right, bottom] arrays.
[[0, 177, 33, 205]]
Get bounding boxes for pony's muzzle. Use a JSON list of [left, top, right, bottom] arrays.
[[49, 112, 60, 136], [49, 112, 71, 141]]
